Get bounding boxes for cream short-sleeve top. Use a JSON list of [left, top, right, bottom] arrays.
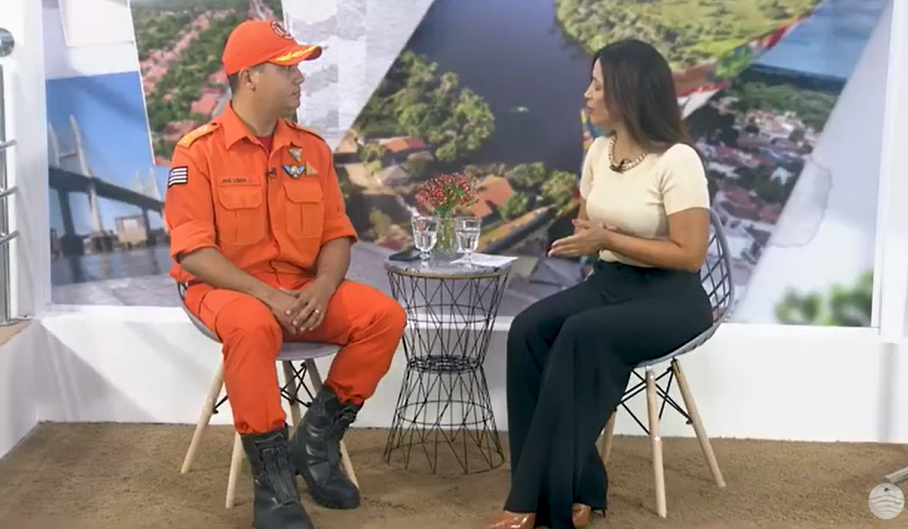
[[579, 136, 710, 267]]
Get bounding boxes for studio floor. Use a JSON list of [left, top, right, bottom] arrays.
[[0, 423, 904, 529]]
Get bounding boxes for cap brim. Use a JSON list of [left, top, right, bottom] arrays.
[[270, 44, 323, 66]]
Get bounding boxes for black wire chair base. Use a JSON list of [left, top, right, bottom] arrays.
[[383, 363, 505, 475], [618, 360, 692, 435], [211, 361, 316, 415]]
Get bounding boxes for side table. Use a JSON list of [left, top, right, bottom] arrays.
[[383, 257, 512, 474]]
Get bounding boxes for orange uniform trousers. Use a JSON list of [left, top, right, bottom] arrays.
[[184, 273, 407, 435]]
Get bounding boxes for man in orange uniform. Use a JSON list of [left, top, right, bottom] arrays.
[[164, 19, 407, 529]]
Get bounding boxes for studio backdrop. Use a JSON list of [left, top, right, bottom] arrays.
[[41, 0, 889, 328]]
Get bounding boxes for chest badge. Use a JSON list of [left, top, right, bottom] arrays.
[[283, 165, 306, 178], [305, 162, 318, 176], [289, 148, 302, 162]]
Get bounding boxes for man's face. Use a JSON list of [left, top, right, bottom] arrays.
[[245, 62, 305, 115]]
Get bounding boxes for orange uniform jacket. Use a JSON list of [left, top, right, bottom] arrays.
[[164, 104, 357, 283]]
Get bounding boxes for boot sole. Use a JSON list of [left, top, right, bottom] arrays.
[[300, 473, 360, 510], [307, 487, 360, 510]]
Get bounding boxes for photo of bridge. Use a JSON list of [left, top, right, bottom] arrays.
[[48, 115, 165, 258], [44, 69, 176, 302]]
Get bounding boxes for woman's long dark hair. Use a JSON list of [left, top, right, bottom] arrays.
[[593, 39, 692, 152]]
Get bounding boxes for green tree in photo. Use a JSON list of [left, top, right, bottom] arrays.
[[507, 162, 548, 189], [774, 270, 873, 327], [337, 174, 353, 201], [369, 208, 393, 240], [359, 143, 386, 164], [499, 192, 530, 220], [353, 51, 495, 163], [542, 171, 579, 206], [726, 80, 836, 132]]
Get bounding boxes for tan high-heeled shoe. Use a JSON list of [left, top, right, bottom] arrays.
[[572, 504, 607, 527], [572, 504, 591, 527], [486, 511, 536, 529]]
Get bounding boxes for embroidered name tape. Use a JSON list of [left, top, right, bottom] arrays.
[[168, 166, 189, 187]]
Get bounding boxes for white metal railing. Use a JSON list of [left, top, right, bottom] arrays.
[[0, 27, 17, 326]]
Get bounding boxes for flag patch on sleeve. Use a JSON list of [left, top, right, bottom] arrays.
[[167, 166, 189, 187]]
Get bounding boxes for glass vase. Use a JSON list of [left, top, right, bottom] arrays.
[[434, 215, 458, 261]]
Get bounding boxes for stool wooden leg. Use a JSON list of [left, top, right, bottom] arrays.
[[181, 362, 225, 474], [282, 361, 303, 428], [340, 441, 359, 488], [305, 359, 324, 391], [225, 432, 244, 509], [289, 359, 324, 439], [646, 368, 667, 518], [304, 359, 360, 489], [596, 413, 617, 466], [672, 360, 725, 488]]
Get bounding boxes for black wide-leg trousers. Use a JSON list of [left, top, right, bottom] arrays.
[[503, 260, 713, 529]]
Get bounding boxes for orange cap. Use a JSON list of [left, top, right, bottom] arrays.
[[222, 20, 322, 75]]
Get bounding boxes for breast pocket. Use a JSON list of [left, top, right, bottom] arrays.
[[283, 180, 324, 240], [215, 186, 267, 245]]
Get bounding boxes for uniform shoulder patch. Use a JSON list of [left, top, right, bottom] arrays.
[[176, 122, 219, 148]]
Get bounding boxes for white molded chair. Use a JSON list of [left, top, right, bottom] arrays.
[[177, 286, 359, 508], [596, 209, 733, 518]]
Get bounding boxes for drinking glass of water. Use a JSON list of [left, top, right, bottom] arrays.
[[455, 217, 482, 266], [411, 215, 439, 264]]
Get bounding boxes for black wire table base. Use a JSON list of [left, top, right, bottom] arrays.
[[383, 359, 505, 474], [383, 260, 511, 475]]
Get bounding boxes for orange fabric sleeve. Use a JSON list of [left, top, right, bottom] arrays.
[[164, 147, 218, 260], [321, 157, 358, 246]]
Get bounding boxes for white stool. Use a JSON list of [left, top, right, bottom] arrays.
[[178, 305, 359, 508]]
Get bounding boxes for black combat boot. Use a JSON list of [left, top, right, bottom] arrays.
[[241, 426, 316, 529], [290, 387, 362, 509]]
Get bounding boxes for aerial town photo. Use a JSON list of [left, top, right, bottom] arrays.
[[322, 0, 877, 319], [46, 0, 883, 326], [132, 0, 285, 164]]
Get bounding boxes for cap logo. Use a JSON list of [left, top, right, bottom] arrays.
[[273, 45, 318, 63], [270, 21, 293, 40]]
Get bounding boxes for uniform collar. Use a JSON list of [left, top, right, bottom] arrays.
[[218, 103, 299, 151]]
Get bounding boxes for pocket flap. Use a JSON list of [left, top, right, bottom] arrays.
[[284, 180, 323, 203], [217, 186, 263, 210]]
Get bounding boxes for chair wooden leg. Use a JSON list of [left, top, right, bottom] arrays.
[[282, 361, 303, 428], [181, 362, 225, 474], [672, 360, 725, 488], [289, 359, 323, 439], [225, 432, 244, 509], [304, 359, 324, 391], [340, 440, 359, 488], [596, 412, 616, 466], [646, 368, 667, 518], [304, 359, 360, 488]]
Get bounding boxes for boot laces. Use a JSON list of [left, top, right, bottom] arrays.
[[259, 443, 297, 503]]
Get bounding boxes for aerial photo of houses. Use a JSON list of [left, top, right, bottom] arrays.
[[323, 0, 884, 320], [132, 0, 285, 164], [53, 0, 884, 322]]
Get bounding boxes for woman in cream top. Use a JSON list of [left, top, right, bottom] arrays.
[[488, 39, 714, 529], [579, 136, 711, 267]]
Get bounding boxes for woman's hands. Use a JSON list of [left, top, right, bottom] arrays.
[[548, 219, 613, 258]]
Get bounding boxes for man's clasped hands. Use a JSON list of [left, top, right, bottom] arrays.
[[262, 278, 336, 334]]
